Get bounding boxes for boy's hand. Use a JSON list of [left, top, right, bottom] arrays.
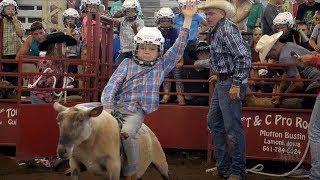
[[181, 0, 198, 18]]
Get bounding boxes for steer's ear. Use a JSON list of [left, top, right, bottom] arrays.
[[88, 106, 104, 117], [53, 102, 67, 112]]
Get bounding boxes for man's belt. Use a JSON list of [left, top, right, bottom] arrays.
[[217, 73, 233, 81]]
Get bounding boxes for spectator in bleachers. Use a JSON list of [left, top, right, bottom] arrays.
[[251, 27, 262, 62], [16, 22, 47, 57], [273, 12, 310, 48], [246, 0, 264, 33], [109, 0, 124, 17], [174, 0, 206, 58], [261, 0, 284, 35], [110, 0, 143, 18], [296, 0, 320, 24], [114, 0, 144, 64], [0, 0, 25, 86], [309, 11, 320, 52], [256, 31, 320, 108], [62, 8, 81, 67], [292, 0, 305, 17], [297, 21, 311, 37], [62, 8, 82, 96], [186, 41, 210, 106], [154, 7, 185, 105], [230, 0, 253, 32]]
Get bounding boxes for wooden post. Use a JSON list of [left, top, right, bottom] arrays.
[[41, 0, 66, 32]]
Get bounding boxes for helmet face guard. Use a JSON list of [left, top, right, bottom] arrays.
[[133, 41, 163, 66]]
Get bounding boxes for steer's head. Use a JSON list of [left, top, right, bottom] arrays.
[[53, 102, 103, 159]]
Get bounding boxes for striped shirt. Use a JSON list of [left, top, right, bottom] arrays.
[[101, 28, 189, 114], [209, 18, 251, 86]]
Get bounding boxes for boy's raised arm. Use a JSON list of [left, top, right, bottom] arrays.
[[162, 0, 197, 74]]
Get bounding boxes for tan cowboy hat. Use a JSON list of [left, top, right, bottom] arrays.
[[198, 0, 236, 18], [255, 31, 283, 62]]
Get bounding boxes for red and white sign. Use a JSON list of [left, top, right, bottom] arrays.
[[243, 110, 310, 162]]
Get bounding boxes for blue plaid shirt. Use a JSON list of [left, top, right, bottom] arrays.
[[209, 18, 251, 86], [101, 28, 189, 114]]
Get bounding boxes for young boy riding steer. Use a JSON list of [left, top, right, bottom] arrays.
[[101, 1, 198, 179]]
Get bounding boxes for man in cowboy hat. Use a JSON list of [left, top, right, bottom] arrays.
[[256, 31, 320, 107], [199, 1, 251, 179]]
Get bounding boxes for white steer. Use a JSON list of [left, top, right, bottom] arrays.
[[54, 102, 169, 180]]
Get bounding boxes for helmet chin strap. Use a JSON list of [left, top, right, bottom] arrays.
[[133, 56, 159, 67]]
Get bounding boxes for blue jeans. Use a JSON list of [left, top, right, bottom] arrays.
[[118, 108, 144, 176], [207, 79, 247, 179], [309, 94, 320, 180]]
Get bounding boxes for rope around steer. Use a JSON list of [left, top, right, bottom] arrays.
[[27, 67, 74, 103], [206, 141, 310, 178]]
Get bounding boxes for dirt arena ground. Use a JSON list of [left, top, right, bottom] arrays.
[[0, 149, 308, 180]]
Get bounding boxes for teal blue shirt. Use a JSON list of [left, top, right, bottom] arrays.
[[246, 3, 264, 27], [30, 39, 40, 56]]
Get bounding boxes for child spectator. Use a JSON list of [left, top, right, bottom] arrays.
[[261, 0, 284, 35], [246, 0, 264, 33], [114, 0, 144, 64], [296, 0, 320, 24], [188, 42, 210, 105], [101, 2, 197, 179], [0, 0, 25, 86], [309, 11, 320, 52], [62, 8, 81, 69], [155, 7, 185, 105], [297, 21, 311, 37], [62, 8, 82, 95], [251, 27, 263, 62]]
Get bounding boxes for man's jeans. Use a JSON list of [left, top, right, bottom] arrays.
[[207, 79, 247, 179], [309, 94, 320, 180]]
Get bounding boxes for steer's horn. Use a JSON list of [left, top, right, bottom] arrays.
[[53, 102, 67, 112]]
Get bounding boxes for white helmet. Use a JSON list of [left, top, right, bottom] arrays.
[[155, 7, 174, 23], [63, 8, 80, 19], [0, 0, 18, 13], [273, 12, 294, 28], [177, 0, 200, 7], [122, 0, 138, 10], [134, 27, 165, 58]]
